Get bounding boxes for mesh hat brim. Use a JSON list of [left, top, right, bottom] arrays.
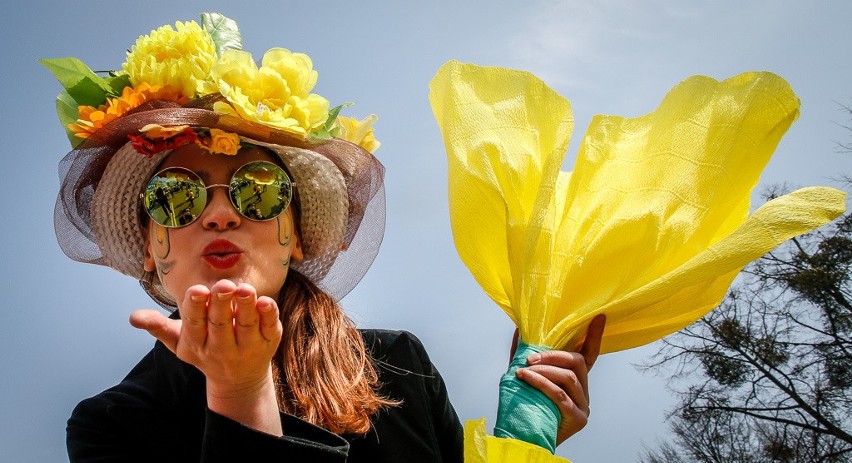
[[55, 100, 385, 304]]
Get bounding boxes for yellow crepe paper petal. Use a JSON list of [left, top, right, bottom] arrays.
[[430, 61, 574, 328], [429, 60, 846, 354], [465, 419, 571, 463], [564, 186, 846, 352]]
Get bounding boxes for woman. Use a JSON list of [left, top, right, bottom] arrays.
[[47, 14, 604, 462]]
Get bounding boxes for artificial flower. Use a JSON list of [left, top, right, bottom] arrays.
[[201, 48, 329, 136], [139, 124, 192, 139], [198, 128, 241, 155], [261, 48, 319, 99], [46, 13, 365, 151], [69, 83, 187, 139], [123, 20, 217, 99], [128, 127, 199, 157], [431, 60, 846, 458], [335, 115, 381, 153]]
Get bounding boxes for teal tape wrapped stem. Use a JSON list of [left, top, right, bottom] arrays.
[[494, 340, 559, 453]]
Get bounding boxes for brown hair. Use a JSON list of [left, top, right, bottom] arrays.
[[273, 270, 399, 434], [268, 149, 398, 434]]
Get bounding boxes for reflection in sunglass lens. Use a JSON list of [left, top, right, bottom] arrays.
[[143, 162, 292, 228], [143, 169, 207, 227], [230, 162, 293, 221]]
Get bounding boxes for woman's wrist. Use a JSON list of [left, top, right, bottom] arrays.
[[206, 366, 283, 436]]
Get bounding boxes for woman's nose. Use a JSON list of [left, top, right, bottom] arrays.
[[201, 187, 241, 230]]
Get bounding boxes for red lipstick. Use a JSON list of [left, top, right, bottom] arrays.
[[202, 239, 243, 269]]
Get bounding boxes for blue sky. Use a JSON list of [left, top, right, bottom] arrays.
[[2, 1, 851, 461]]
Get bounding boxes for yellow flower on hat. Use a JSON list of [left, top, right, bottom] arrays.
[[123, 20, 217, 99], [201, 48, 330, 136], [336, 115, 381, 153], [260, 48, 318, 100]]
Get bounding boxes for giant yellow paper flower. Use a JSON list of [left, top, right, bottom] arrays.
[[430, 60, 846, 461], [122, 20, 217, 99], [430, 61, 845, 354], [201, 48, 329, 136]]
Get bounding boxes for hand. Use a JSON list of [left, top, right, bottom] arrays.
[[130, 280, 284, 435], [513, 314, 606, 447]]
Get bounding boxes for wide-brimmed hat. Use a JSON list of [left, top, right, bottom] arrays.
[[47, 14, 385, 304]]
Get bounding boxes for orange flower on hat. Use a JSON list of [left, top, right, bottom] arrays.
[[198, 128, 241, 155], [69, 83, 187, 139]]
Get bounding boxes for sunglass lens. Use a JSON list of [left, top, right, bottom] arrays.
[[230, 162, 292, 221], [143, 169, 207, 227]]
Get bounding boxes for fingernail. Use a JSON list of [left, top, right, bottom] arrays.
[[237, 294, 252, 303], [190, 295, 206, 303], [527, 353, 541, 365], [258, 301, 272, 312], [216, 291, 234, 300], [516, 369, 525, 379]]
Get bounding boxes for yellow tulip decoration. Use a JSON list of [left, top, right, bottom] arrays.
[[428, 60, 846, 462]]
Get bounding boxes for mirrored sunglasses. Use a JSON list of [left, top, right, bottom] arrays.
[[142, 161, 294, 228]]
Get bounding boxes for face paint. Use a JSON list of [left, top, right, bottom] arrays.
[[155, 259, 175, 283], [277, 214, 297, 269], [149, 226, 175, 283], [154, 225, 171, 259], [277, 213, 292, 247]]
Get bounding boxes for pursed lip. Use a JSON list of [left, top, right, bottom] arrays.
[[202, 239, 244, 269]]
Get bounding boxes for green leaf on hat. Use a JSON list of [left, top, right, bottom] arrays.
[[311, 102, 353, 139], [39, 57, 114, 107], [326, 103, 353, 127], [105, 73, 132, 96], [201, 12, 243, 56], [55, 90, 81, 145], [310, 127, 334, 141]]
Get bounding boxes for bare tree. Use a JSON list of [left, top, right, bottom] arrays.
[[836, 103, 852, 154], [639, 202, 852, 462]]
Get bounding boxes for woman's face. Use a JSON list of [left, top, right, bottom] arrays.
[[143, 144, 302, 303]]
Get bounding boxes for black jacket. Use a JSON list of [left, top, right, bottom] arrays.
[[67, 330, 464, 462]]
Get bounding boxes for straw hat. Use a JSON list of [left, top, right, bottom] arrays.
[[47, 14, 385, 305]]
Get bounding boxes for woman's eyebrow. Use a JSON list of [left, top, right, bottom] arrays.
[[193, 169, 213, 183]]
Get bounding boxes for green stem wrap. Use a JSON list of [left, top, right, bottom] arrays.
[[494, 340, 559, 453]]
